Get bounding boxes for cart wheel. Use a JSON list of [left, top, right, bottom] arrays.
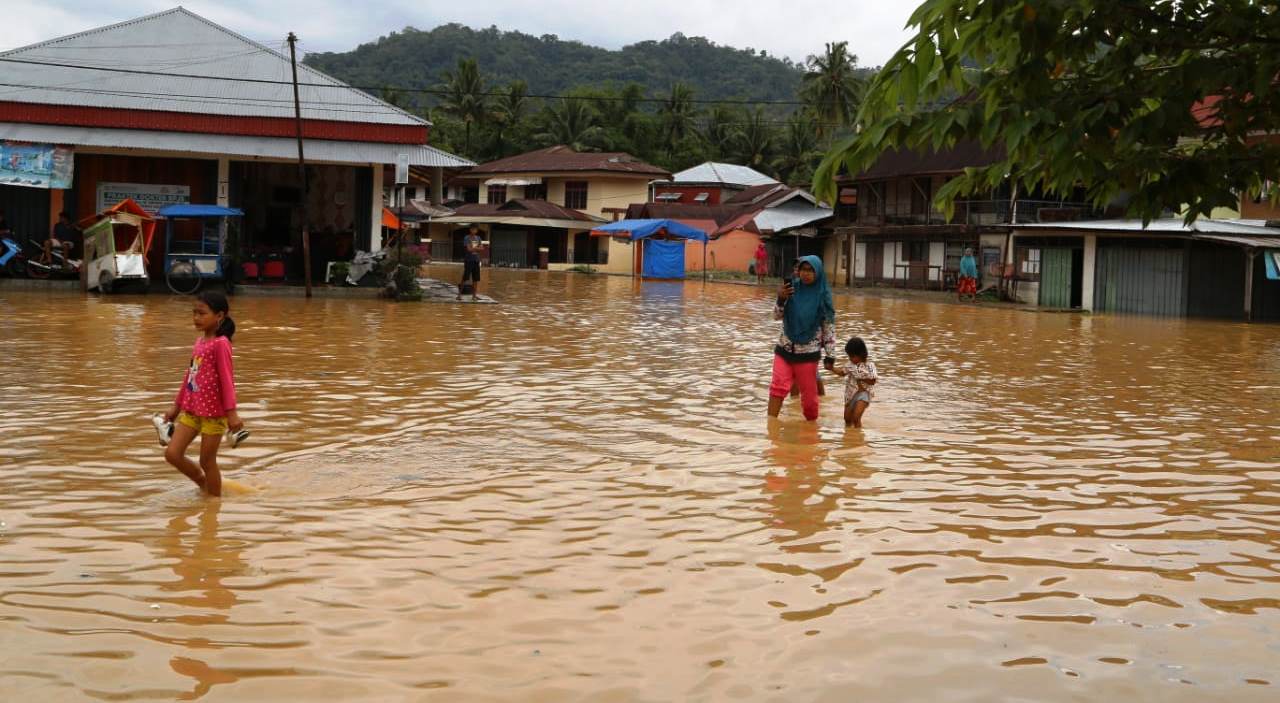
[[166, 260, 202, 295], [98, 270, 114, 294], [25, 259, 50, 279]]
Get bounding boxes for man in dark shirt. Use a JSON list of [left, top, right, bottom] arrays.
[[43, 211, 78, 265], [456, 226, 484, 301]]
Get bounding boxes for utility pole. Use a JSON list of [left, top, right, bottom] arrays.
[[287, 31, 312, 298]]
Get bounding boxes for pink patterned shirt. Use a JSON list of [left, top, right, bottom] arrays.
[[174, 336, 237, 418]]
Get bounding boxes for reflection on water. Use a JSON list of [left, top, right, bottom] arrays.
[[2, 266, 1279, 701]]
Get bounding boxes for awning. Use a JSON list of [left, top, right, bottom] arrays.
[[0, 122, 475, 168], [483, 177, 543, 186], [382, 207, 400, 229], [157, 204, 243, 218], [590, 218, 709, 242]]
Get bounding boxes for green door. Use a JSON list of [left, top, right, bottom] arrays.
[[1039, 248, 1073, 308]]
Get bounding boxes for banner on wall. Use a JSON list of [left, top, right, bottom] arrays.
[[0, 141, 74, 189], [96, 182, 190, 215]]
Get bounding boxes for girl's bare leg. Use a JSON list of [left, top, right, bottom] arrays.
[[165, 423, 205, 489], [851, 400, 870, 428], [844, 404, 855, 426], [198, 432, 224, 497]]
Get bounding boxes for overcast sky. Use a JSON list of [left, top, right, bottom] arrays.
[[5, 0, 920, 67]]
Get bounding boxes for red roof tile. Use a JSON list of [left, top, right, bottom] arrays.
[[469, 145, 670, 177], [452, 199, 598, 222]]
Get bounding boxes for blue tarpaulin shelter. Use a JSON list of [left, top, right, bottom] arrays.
[[591, 218, 709, 280]]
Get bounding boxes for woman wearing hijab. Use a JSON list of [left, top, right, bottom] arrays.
[[753, 241, 769, 284], [768, 255, 837, 421]]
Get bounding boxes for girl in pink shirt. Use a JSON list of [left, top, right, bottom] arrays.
[[163, 291, 243, 497]]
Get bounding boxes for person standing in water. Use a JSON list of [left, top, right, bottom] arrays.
[[768, 255, 836, 421], [457, 226, 484, 301], [753, 241, 769, 284], [957, 247, 979, 302], [163, 291, 243, 497]]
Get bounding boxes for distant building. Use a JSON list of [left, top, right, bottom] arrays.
[[0, 7, 472, 286], [433, 146, 669, 273], [837, 140, 1102, 290], [652, 162, 779, 205], [1009, 219, 1280, 321]]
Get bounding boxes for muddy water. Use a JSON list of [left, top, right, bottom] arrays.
[[1, 267, 1278, 702]]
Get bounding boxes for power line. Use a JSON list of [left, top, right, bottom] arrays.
[[0, 55, 812, 108]]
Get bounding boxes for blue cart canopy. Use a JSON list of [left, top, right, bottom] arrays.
[[591, 218, 709, 242], [157, 204, 244, 218]]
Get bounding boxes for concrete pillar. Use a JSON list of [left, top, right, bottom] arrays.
[[216, 158, 230, 207], [369, 164, 384, 253], [1081, 234, 1097, 311], [847, 233, 856, 286], [431, 167, 444, 206], [566, 230, 576, 263], [1245, 250, 1256, 322]]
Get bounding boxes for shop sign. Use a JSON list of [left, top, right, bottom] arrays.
[[0, 141, 74, 189], [96, 182, 190, 215]]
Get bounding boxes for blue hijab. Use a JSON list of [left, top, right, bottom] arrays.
[[783, 255, 834, 344]]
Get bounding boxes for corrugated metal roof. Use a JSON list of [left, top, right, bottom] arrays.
[[670, 162, 778, 187], [468, 146, 669, 177], [0, 121, 474, 167], [1016, 218, 1280, 236], [0, 7, 425, 126]]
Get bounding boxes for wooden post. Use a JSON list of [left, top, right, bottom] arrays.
[[1245, 249, 1256, 322], [287, 32, 311, 298]]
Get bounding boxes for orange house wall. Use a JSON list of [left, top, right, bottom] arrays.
[[685, 229, 761, 273]]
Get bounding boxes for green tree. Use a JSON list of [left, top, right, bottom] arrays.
[[774, 113, 822, 185], [814, 0, 1280, 222], [489, 80, 530, 158], [438, 58, 488, 157], [658, 83, 700, 157], [800, 41, 864, 135], [733, 107, 778, 170], [698, 105, 743, 161], [535, 97, 607, 152]]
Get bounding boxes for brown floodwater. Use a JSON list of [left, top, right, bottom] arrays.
[[1, 266, 1279, 702]]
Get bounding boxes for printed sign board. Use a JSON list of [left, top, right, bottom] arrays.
[[0, 142, 74, 189], [395, 153, 410, 185], [96, 182, 190, 215]]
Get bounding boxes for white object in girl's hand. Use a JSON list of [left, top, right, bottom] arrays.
[[152, 414, 174, 447]]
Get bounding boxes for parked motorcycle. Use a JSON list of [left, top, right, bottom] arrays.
[[21, 237, 80, 279], [0, 237, 25, 277]]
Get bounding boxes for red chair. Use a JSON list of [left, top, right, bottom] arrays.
[[262, 260, 285, 280], [241, 261, 259, 280]]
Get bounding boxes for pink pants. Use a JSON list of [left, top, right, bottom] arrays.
[[770, 354, 820, 420]]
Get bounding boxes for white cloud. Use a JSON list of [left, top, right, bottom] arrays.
[[3, 0, 918, 67]]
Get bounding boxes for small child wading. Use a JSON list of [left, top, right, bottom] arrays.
[[834, 337, 877, 428], [161, 291, 244, 497]]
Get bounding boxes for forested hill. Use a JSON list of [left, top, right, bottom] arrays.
[[304, 24, 804, 105]]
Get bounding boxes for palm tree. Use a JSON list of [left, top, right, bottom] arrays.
[[800, 41, 864, 135], [773, 113, 822, 185], [658, 83, 699, 156], [733, 107, 778, 170], [700, 105, 742, 161], [438, 58, 488, 156], [490, 80, 528, 158], [535, 97, 606, 152]]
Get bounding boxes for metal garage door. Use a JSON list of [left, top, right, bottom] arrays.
[[1095, 245, 1187, 317], [489, 229, 527, 268], [1038, 248, 1073, 308], [0, 184, 51, 244]]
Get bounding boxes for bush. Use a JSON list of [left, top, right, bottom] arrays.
[[381, 247, 424, 301], [567, 264, 597, 274]]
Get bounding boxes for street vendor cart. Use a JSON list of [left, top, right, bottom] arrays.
[[157, 204, 243, 294], [83, 198, 156, 294]]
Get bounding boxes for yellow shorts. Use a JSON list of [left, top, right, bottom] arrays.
[[177, 412, 228, 435]]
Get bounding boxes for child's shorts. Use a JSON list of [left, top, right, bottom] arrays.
[[847, 391, 872, 407], [177, 412, 228, 435]]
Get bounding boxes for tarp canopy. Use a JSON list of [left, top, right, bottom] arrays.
[[157, 204, 244, 218], [1266, 249, 1280, 281], [382, 207, 401, 230], [591, 218, 709, 242]]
